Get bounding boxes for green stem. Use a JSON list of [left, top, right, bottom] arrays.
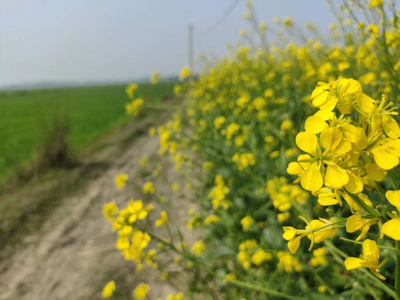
[[324, 240, 395, 298], [396, 241, 400, 300], [340, 237, 395, 250]]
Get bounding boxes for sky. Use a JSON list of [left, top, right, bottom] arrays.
[[0, 0, 336, 88]]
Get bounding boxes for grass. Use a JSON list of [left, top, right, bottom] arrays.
[[0, 92, 178, 257], [0, 81, 176, 186]]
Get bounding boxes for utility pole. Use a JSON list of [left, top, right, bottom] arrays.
[[188, 25, 194, 72]]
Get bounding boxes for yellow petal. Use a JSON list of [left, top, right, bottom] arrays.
[[345, 172, 363, 194], [338, 78, 362, 95], [386, 190, 400, 212], [305, 116, 328, 134], [357, 93, 375, 114], [324, 163, 349, 189], [311, 86, 330, 107], [371, 147, 399, 170], [296, 132, 319, 156], [301, 162, 323, 192], [342, 192, 362, 212], [345, 257, 363, 270], [357, 224, 371, 241], [372, 114, 382, 134], [314, 110, 334, 120], [346, 214, 364, 233], [353, 128, 368, 150], [362, 239, 379, 260], [382, 218, 400, 240], [138, 210, 148, 220], [341, 122, 358, 143], [365, 163, 387, 181], [283, 227, 297, 240], [321, 127, 351, 154], [287, 162, 304, 176], [319, 95, 338, 111], [288, 236, 302, 254], [382, 115, 400, 139], [318, 188, 340, 206]]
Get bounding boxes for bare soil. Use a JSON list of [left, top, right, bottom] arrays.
[[0, 113, 200, 300]]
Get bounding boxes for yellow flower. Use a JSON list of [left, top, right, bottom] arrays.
[[346, 214, 379, 241], [253, 96, 266, 110], [232, 152, 255, 171], [125, 98, 144, 116], [102, 281, 116, 298], [306, 219, 336, 243], [191, 240, 206, 256], [241, 216, 254, 231], [288, 127, 351, 192], [151, 71, 159, 85], [277, 251, 302, 273], [166, 292, 184, 300], [133, 283, 150, 300], [263, 88, 274, 98], [214, 116, 226, 129], [370, 138, 400, 170], [171, 183, 180, 191], [283, 219, 336, 254], [155, 211, 168, 227], [204, 214, 220, 225], [318, 286, 327, 294], [382, 190, 400, 240], [280, 120, 293, 132], [226, 123, 240, 140], [179, 66, 191, 81], [237, 240, 258, 269], [251, 249, 272, 266], [126, 200, 150, 223], [344, 239, 386, 280], [283, 17, 293, 27], [143, 181, 155, 194], [310, 247, 327, 267], [103, 202, 119, 222], [310, 78, 362, 113], [115, 173, 128, 190], [126, 83, 138, 99], [277, 212, 291, 223]]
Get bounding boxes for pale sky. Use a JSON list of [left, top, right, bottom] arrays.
[[0, 1, 336, 88]]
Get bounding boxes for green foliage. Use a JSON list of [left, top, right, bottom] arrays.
[[0, 82, 176, 185]]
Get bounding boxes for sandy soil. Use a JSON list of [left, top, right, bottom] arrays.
[[0, 116, 199, 300]]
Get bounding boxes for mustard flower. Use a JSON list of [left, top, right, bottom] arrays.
[[345, 239, 386, 280], [102, 281, 116, 298], [241, 216, 254, 231], [382, 190, 400, 240], [133, 283, 150, 300], [155, 211, 168, 227], [126, 83, 138, 99], [114, 173, 128, 190], [143, 181, 155, 194], [179, 66, 191, 81], [151, 71, 159, 85], [191, 240, 206, 256]]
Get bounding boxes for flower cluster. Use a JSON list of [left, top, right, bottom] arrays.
[[288, 77, 400, 281]]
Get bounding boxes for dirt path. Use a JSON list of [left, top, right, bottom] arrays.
[[0, 115, 199, 300]]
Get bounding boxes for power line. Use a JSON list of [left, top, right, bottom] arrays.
[[197, 0, 242, 36]]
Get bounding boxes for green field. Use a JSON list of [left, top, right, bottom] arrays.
[[0, 82, 176, 183]]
